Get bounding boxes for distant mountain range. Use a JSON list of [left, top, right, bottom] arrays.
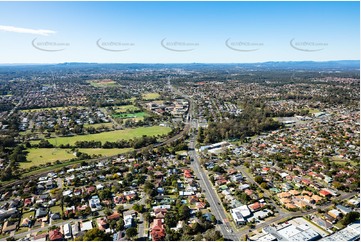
[[0, 60, 359, 71]]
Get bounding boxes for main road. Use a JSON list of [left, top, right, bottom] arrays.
[[188, 135, 240, 241]]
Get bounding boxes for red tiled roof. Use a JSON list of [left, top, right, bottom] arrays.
[[151, 219, 166, 241], [49, 229, 63, 241]]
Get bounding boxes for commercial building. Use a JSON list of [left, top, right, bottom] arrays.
[[321, 222, 360, 241]]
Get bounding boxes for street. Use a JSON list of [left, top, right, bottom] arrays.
[[189, 135, 240, 241]]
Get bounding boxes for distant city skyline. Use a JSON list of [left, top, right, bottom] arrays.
[[0, 1, 359, 64]]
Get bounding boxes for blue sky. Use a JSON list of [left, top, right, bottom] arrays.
[[0, 1, 359, 63]]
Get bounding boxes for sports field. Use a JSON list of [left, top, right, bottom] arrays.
[[112, 112, 146, 119], [22, 148, 76, 169], [22, 148, 133, 169], [34, 126, 171, 146], [142, 93, 160, 100], [84, 123, 114, 129], [88, 79, 117, 87], [113, 105, 140, 113]]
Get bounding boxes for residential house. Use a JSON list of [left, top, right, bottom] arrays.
[[35, 207, 48, 219], [80, 221, 93, 232], [328, 209, 342, 219], [48, 228, 63, 241], [89, 195, 102, 212], [151, 219, 166, 241], [124, 214, 133, 229], [336, 205, 352, 215]]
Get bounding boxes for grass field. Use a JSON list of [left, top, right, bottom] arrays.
[[113, 105, 140, 113], [332, 156, 358, 166], [33, 126, 171, 146], [84, 123, 114, 129], [125, 97, 137, 103], [307, 108, 320, 114], [112, 112, 146, 119], [78, 148, 133, 156], [142, 93, 160, 100], [20, 106, 83, 113], [23, 148, 76, 169], [88, 79, 117, 87], [23, 148, 133, 169]]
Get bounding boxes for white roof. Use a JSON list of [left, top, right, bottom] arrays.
[[233, 205, 251, 218], [81, 221, 93, 231]]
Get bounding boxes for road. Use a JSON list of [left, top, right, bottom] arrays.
[[175, 81, 240, 240], [188, 136, 240, 241], [137, 192, 147, 240]]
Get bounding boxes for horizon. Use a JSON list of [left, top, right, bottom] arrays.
[[0, 1, 359, 64], [0, 59, 360, 66]]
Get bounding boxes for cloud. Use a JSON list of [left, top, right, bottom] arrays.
[[0, 25, 56, 36]]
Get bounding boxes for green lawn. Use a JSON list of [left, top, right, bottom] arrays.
[[50, 205, 63, 214], [308, 108, 320, 114], [112, 112, 146, 119], [142, 93, 160, 100], [125, 97, 137, 103], [22, 211, 35, 219], [84, 123, 114, 129], [113, 105, 140, 113], [88, 79, 117, 87], [332, 156, 358, 166], [23, 148, 76, 168], [20, 106, 83, 112], [15, 227, 29, 234], [23, 148, 133, 169], [78, 148, 133, 156], [33, 126, 171, 146]]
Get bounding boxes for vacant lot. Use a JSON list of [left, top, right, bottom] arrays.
[[142, 93, 160, 100], [38, 126, 171, 146]]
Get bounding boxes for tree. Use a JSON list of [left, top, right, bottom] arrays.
[[132, 204, 144, 213], [103, 207, 113, 216], [116, 205, 124, 214], [38, 139, 54, 148], [78, 228, 112, 241], [116, 220, 124, 231], [255, 176, 263, 184], [341, 212, 360, 226], [203, 228, 223, 241], [194, 233, 203, 241], [260, 182, 268, 189], [165, 211, 178, 228], [178, 204, 191, 220], [125, 227, 138, 240], [98, 189, 112, 200]]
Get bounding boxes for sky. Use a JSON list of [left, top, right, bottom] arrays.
[[0, 1, 359, 64]]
